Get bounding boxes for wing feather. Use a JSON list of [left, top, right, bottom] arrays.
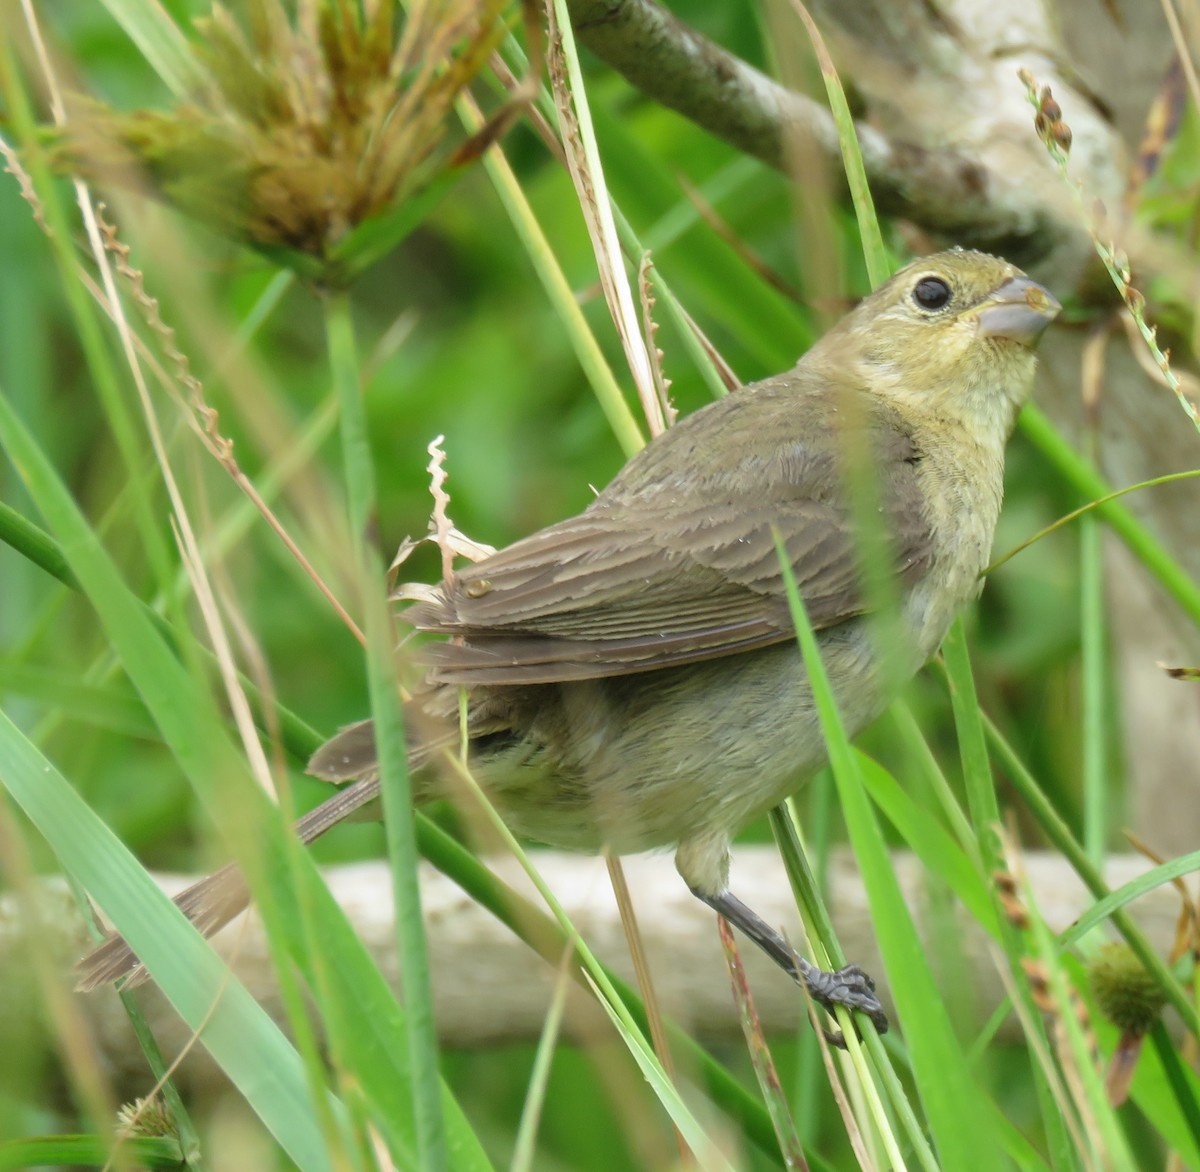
[[407, 381, 933, 684]]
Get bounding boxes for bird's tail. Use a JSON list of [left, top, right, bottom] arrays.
[[75, 720, 405, 991]]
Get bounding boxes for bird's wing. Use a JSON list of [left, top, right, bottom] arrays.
[[408, 384, 934, 684]]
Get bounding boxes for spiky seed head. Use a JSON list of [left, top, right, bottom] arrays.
[[52, 0, 510, 284], [1088, 941, 1166, 1037]]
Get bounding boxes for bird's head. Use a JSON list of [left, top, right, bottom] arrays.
[[813, 249, 1061, 444]]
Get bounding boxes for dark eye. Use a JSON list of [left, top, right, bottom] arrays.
[[912, 277, 953, 310]]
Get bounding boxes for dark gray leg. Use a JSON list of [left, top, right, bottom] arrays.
[[695, 887, 889, 1046]]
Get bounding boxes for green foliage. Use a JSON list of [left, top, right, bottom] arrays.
[[1, 2, 1198, 1170]]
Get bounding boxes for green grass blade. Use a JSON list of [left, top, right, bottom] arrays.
[[1081, 510, 1109, 864], [856, 751, 999, 936], [0, 498, 76, 586], [982, 709, 1200, 1038], [883, 700, 981, 861], [789, 1, 889, 287], [324, 290, 447, 1172], [464, 106, 646, 459], [510, 953, 572, 1172], [1058, 849, 1200, 946], [0, 663, 153, 739], [95, 0, 204, 98], [773, 532, 1003, 1172], [0, 377, 490, 1169], [0, 1134, 183, 1170], [717, 918, 807, 1168], [0, 710, 342, 1172], [582, 974, 737, 1172], [412, 818, 784, 1162], [1019, 405, 1200, 628], [939, 623, 1076, 1162], [940, 622, 1001, 844], [1142, 1023, 1200, 1163]]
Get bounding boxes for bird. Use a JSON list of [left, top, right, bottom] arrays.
[[77, 248, 1060, 1041]]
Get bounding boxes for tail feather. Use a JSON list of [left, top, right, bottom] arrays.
[[307, 719, 378, 782], [74, 774, 384, 991]]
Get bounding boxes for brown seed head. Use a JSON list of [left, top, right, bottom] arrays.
[[53, 0, 510, 282]]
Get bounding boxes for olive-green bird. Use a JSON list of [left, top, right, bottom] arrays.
[[78, 249, 1060, 1040]]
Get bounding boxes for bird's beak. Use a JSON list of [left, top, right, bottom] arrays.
[[975, 276, 1061, 347]]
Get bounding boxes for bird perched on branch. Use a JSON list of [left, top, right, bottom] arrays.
[[78, 248, 1059, 1042]]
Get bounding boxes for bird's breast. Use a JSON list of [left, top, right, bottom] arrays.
[[903, 431, 1005, 659]]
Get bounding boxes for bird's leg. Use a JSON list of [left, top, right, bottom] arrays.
[[675, 835, 887, 1044], [693, 886, 889, 1046]]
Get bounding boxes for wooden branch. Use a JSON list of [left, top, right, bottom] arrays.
[[565, 0, 1125, 272], [17, 847, 1181, 1094]]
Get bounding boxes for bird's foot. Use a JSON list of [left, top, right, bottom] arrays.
[[801, 962, 888, 1048], [689, 884, 890, 1048]]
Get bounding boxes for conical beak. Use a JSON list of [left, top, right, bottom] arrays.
[[976, 276, 1061, 347]]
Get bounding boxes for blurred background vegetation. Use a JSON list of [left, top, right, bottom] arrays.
[[0, 1, 1196, 1169]]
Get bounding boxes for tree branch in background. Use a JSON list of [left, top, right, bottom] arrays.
[[564, 0, 1116, 265], [32, 849, 1182, 1094]]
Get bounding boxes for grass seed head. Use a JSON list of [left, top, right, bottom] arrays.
[[1088, 941, 1167, 1037], [54, 0, 511, 281]]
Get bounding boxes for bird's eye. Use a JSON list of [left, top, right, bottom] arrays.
[[912, 277, 953, 311]]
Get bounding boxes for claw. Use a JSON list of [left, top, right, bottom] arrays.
[[690, 887, 889, 1047], [804, 962, 888, 1046]]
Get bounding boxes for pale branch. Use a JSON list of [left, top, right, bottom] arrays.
[[20, 848, 1180, 1094], [564, 0, 1097, 261]]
